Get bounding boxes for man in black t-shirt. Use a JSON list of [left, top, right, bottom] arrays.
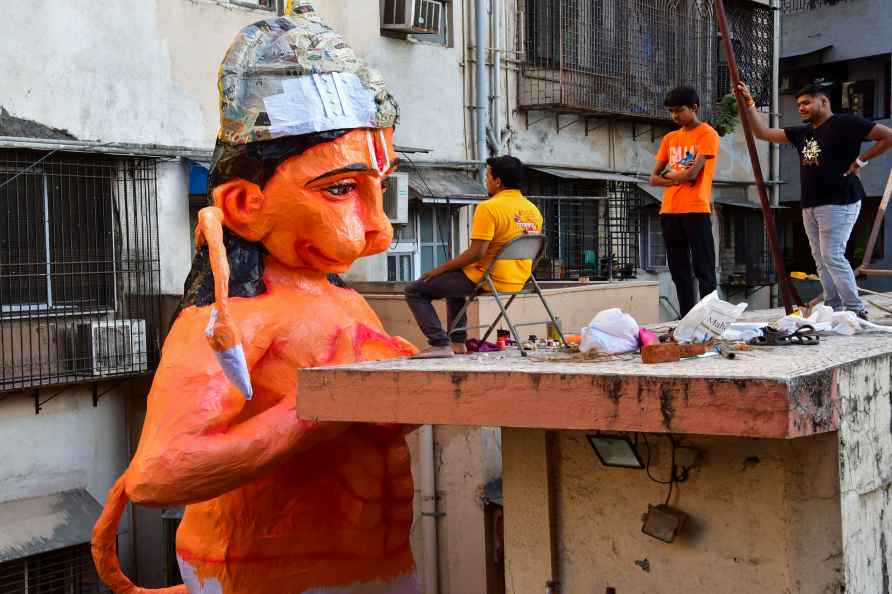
[[739, 83, 892, 318]]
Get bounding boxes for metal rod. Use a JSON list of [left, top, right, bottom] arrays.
[[714, 0, 795, 314]]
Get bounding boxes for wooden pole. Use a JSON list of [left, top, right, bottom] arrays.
[[714, 0, 795, 314], [857, 167, 892, 275]]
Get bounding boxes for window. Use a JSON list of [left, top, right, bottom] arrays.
[[380, 0, 451, 47], [0, 166, 115, 315], [0, 544, 103, 594], [0, 151, 161, 391], [419, 204, 454, 273], [642, 207, 667, 271], [781, 54, 891, 120], [411, 1, 451, 46], [231, 0, 277, 10]]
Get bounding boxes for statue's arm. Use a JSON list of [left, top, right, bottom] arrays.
[[122, 311, 345, 506]]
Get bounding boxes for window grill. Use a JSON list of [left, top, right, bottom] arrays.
[[720, 206, 775, 293], [517, 0, 774, 122], [524, 173, 644, 280], [0, 150, 161, 392], [0, 544, 109, 594], [781, 0, 852, 13]]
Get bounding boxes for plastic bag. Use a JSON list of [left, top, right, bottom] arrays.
[[580, 308, 640, 354], [674, 291, 748, 343]]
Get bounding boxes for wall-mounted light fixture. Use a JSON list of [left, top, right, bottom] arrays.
[[586, 433, 645, 469]]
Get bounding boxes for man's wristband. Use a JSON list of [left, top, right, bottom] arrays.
[[856, 157, 869, 168], [745, 98, 755, 109]]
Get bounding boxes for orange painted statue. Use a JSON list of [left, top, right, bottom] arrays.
[[92, 5, 420, 593]]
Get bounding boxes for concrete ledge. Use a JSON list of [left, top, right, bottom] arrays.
[[297, 333, 892, 439]]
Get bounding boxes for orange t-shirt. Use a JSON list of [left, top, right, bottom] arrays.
[[656, 122, 720, 214]]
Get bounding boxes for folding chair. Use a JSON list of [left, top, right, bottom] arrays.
[[447, 233, 567, 357]]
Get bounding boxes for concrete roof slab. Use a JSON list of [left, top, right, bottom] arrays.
[[297, 332, 892, 438]]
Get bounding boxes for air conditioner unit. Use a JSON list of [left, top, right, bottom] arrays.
[[383, 172, 410, 224], [70, 319, 148, 376], [381, 0, 443, 34]]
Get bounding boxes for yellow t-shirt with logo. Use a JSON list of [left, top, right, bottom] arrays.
[[463, 189, 544, 292]]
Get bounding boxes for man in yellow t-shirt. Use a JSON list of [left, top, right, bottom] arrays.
[[404, 156, 543, 358], [649, 86, 720, 317]]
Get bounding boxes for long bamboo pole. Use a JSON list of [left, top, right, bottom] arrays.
[[714, 0, 795, 314]]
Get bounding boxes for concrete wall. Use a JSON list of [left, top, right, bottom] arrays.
[[405, 425, 503, 594], [503, 429, 843, 594], [362, 281, 660, 348], [782, 0, 892, 64], [0, 384, 136, 572]]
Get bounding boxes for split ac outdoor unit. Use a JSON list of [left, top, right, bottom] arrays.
[[70, 319, 148, 376], [383, 172, 410, 224], [381, 0, 442, 34]]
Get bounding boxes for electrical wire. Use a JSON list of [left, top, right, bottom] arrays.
[[641, 433, 687, 505]]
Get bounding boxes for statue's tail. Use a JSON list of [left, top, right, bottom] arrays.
[[92, 477, 188, 594]]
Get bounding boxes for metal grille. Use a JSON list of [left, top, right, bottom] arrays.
[[0, 150, 161, 392], [517, 0, 774, 122], [0, 544, 109, 594], [605, 181, 644, 279], [781, 0, 853, 13], [525, 176, 644, 280], [721, 206, 775, 290]]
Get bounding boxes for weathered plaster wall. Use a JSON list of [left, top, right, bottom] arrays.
[[1, 0, 468, 159], [837, 353, 892, 593], [503, 429, 842, 594], [0, 385, 135, 571], [404, 425, 501, 594], [156, 160, 193, 295], [362, 281, 659, 348]]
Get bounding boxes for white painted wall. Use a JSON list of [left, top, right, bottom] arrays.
[[157, 160, 194, 294], [0, 385, 134, 569]]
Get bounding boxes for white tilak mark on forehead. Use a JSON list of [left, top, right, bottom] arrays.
[[366, 130, 381, 175]]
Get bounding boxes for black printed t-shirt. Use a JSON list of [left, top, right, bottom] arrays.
[[783, 114, 876, 208]]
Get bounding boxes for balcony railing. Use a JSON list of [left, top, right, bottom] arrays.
[[0, 150, 162, 392], [781, 0, 853, 14], [517, 0, 774, 123]]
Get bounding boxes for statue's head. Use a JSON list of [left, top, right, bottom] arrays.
[[208, 2, 399, 273]]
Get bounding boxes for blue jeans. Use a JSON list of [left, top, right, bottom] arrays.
[[801, 202, 864, 312], [404, 270, 477, 346]]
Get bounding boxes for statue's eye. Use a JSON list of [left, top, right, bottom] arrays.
[[323, 180, 357, 199]]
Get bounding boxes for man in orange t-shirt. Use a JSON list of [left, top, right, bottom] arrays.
[[649, 86, 720, 317]]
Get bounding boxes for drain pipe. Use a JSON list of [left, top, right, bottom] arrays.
[[771, 0, 782, 307], [420, 425, 439, 594], [771, 0, 781, 208], [490, 0, 503, 154], [475, 0, 490, 182]]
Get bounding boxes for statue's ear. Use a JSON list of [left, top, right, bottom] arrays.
[[212, 179, 272, 242]]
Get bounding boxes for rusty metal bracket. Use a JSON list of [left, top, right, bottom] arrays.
[[92, 380, 127, 408], [556, 114, 581, 133], [35, 386, 73, 415], [633, 123, 654, 141], [524, 110, 550, 130], [585, 118, 608, 136]]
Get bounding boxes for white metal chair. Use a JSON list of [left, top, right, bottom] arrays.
[[448, 233, 566, 357]]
